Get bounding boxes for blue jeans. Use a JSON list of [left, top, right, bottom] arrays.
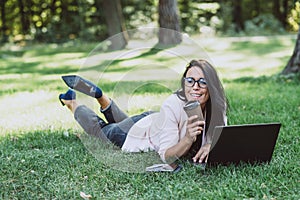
[[74, 100, 154, 148]]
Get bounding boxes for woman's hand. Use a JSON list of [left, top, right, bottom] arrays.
[[192, 143, 211, 163], [185, 115, 205, 143], [164, 115, 205, 161]]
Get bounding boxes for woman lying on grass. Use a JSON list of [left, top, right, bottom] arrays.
[[59, 59, 228, 167]]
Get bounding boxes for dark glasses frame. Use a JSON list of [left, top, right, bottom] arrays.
[[184, 77, 207, 88]]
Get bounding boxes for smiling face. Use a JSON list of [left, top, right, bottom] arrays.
[[184, 66, 210, 108]]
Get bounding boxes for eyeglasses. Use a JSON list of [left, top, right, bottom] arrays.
[[184, 77, 207, 88]]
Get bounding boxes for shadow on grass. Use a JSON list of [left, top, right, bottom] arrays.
[[228, 37, 296, 56], [0, 61, 41, 74], [23, 43, 95, 57], [0, 61, 82, 75], [80, 134, 162, 173], [224, 73, 300, 85], [77, 44, 175, 74], [0, 129, 162, 174], [1, 43, 176, 76], [100, 80, 178, 95], [0, 58, 81, 75], [0, 49, 26, 57], [0, 129, 80, 150], [0, 74, 179, 97]]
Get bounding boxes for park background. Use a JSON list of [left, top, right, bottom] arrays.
[[0, 0, 299, 199]]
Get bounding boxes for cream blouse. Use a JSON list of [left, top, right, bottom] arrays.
[[121, 94, 225, 162]]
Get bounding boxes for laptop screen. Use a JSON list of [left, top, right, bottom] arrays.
[[207, 123, 281, 166]]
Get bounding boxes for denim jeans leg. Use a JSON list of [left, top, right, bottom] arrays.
[[74, 105, 110, 142], [101, 111, 155, 148], [100, 100, 128, 123]]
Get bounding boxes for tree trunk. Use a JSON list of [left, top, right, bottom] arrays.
[[0, 0, 9, 43], [232, 0, 244, 32], [75, 0, 86, 38], [101, 0, 128, 50], [18, 0, 30, 35], [273, 0, 286, 28], [253, 0, 260, 17], [158, 0, 182, 46], [282, 0, 289, 29], [281, 27, 300, 75], [272, 0, 281, 20], [179, 0, 189, 33], [50, 0, 57, 16]]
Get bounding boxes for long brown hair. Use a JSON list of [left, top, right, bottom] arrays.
[[176, 59, 228, 158]]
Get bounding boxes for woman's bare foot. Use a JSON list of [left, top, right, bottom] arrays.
[[61, 99, 79, 113]]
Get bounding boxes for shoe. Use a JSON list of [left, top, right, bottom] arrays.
[[59, 89, 76, 106], [61, 75, 102, 98]]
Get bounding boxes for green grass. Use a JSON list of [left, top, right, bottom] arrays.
[[0, 35, 299, 199]]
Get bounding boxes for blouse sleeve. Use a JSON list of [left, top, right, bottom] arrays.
[[156, 95, 183, 162]]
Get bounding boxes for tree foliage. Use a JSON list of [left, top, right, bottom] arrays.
[[0, 0, 298, 44]]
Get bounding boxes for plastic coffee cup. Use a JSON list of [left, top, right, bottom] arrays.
[[183, 100, 204, 122]]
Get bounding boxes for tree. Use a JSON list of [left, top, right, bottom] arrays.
[[281, 27, 300, 75], [18, 0, 30, 35], [179, 0, 190, 33], [0, 0, 8, 43], [232, 0, 244, 32], [272, 0, 290, 28], [99, 0, 128, 50], [281, 0, 290, 29], [273, 0, 281, 23], [158, 0, 182, 46]]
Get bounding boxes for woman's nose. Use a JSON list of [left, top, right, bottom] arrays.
[[192, 82, 200, 89]]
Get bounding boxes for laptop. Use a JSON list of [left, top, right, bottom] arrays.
[[205, 122, 281, 167], [147, 123, 281, 172]]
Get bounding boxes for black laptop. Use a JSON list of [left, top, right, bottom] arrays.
[[206, 122, 281, 166]]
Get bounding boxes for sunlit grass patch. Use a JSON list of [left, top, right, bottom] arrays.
[[203, 35, 295, 79], [0, 90, 78, 135]]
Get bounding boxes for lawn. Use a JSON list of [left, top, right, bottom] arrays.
[[0, 34, 299, 199]]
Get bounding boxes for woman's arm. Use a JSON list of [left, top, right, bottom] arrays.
[[193, 113, 227, 163], [164, 116, 205, 162]]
